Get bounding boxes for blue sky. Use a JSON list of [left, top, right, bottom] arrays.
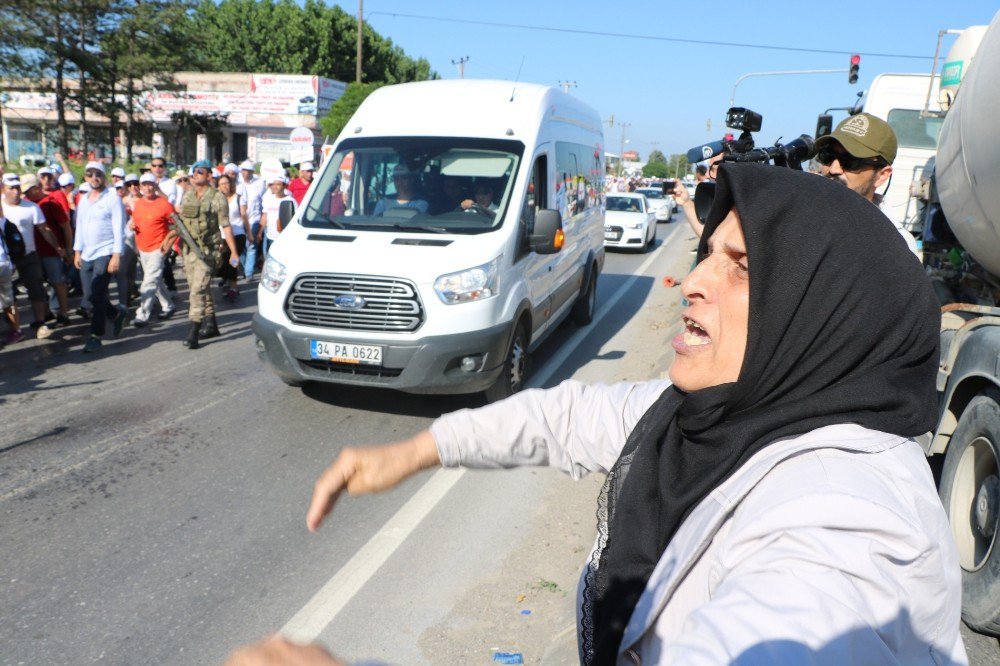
[[331, 1, 997, 163]]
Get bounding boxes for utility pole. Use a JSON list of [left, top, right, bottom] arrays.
[[452, 56, 470, 79], [558, 80, 577, 94], [617, 121, 631, 178], [356, 0, 363, 84], [604, 114, 615, 128]]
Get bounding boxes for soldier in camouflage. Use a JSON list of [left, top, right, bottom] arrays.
[[170, 159, 240, 349]]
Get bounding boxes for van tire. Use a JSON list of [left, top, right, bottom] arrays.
[[572, 270, 598, 326], [485, 322, 529, 403], [938, 387, 1000, 636]]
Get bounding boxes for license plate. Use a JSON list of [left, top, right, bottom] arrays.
[[604, 231, 617, 239], [310, 340, 383, 365]]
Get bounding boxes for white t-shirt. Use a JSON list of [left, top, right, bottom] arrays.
[[158, 176, 178, 205], [226, 193, 246, 237], [261, 191, 297, 241], [1, 199, 46, 255]]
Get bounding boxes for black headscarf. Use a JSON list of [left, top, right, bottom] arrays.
[[583, 163, 940, 664]]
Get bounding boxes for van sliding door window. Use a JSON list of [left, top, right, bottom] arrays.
[[555, 141, 605, 222], [299, 137, 524, 235]]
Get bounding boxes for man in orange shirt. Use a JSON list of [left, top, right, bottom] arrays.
[[130, 173, 176, 326]]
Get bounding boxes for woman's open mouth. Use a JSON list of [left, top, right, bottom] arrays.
[[673, 316, 712, 351]]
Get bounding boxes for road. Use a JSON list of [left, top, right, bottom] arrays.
[[2, 216, 998, 665]]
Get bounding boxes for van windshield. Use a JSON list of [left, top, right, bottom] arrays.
[[300, 137, 523, 234]]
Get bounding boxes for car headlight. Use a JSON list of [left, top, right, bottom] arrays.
[[261, 256, 287, 293], [434, 256, 500, 304], [627, 221, 645, 229]]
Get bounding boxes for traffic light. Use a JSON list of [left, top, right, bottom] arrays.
[[849, 54, 861, 84]]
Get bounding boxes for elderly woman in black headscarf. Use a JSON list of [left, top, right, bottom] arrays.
[[235, 164, 965, 665]]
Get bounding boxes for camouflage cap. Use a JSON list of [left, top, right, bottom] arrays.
[[815, 113, 897, 164]]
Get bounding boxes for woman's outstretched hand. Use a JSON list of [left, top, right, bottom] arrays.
[[306, 430, 441, 532]]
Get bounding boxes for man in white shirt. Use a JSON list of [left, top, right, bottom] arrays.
[[73, 162, 128, 353], [257, 175, 296, 256], [238, 160, 266, 279], [2, 174, 63, 338]]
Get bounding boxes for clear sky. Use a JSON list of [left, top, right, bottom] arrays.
[[331, 0, 997, 164]]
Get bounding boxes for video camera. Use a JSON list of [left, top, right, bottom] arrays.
[[686, 107, 817, 222]]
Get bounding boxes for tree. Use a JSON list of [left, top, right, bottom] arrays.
[[642, 161, 670, 179], [320, 82, 383, 140], [647, 149, 667, 165], [193, 0, 435, 83], [667, 153, 690, 178]]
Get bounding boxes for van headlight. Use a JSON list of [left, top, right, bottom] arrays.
[[261, 256, 287, 293], [434, 256, 500, 304]]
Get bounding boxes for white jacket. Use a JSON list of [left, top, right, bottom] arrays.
[[430, 380, 967, 665]]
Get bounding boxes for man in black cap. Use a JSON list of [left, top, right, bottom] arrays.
[[813, 113, 916, 255]]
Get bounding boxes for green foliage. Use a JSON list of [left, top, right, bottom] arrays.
[[320, 82, 384, 140], [647, 149, 667, 165], [668, 153, 690, 176], [642, 161, 670, 178], [193, 0, 435, 83]]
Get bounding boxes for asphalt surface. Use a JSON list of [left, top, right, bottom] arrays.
[[2, 217, 998, 665]]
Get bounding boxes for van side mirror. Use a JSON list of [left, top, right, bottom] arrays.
[[529, 209, 564, 255], [815, 114, 833, 139], [278, 200, 296, 228]]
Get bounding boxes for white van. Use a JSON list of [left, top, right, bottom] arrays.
[[252, 80, 606, 400]]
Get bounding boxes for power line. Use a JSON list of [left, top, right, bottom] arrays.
[[367, 11, 935, 60]]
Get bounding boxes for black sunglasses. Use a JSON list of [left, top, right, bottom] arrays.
[[193, 168, 210, 175], [151, 163, 166, 168], [85, 170, 104, 177], [816, 146, 885, 172]]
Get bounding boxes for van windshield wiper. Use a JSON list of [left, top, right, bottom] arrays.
[[392, 222, 449, 234], [306, 214, 346, 230]]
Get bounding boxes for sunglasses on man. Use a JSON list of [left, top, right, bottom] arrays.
[[816, 147, 886, 173], [85, 170, 105, 178]]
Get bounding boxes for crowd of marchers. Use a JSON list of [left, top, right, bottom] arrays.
[[0, 157, 309, 352]]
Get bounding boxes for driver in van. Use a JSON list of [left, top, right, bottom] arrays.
[[372, 164, 428, 217], [460, 181, 497, 212]]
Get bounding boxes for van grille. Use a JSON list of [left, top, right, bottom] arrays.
[[284, 273, 424, 332]]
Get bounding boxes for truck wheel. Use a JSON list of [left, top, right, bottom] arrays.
[[484, 323, 528, 403], [939, 387, 1000, 635], [572, 270, 598, 326]]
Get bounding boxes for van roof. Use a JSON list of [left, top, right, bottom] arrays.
[[339, 79, 604, 146]]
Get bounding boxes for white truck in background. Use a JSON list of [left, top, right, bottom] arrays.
[[907, 11, 1000, 635]]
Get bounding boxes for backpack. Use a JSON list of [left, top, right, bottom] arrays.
[[2, 218, 26, 262]]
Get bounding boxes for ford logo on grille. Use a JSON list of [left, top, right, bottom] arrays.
[[333, 294, 367, 310]]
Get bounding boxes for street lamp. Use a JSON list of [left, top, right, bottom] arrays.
[[617, 121, 630, 178]]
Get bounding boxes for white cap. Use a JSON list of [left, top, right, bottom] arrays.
[[267, 174, 287, 185], [173, 169, 188, 179], [58, 172, 75, 187], [299, 161, 315, 171], [238, 160, 255, 172], [2, 173, 19, 185], [79, 182, 92, 193], [139, 173, 158, 184], [124, 173, 139, 184], [85, 161, 105, 174], [49, 163, 63, 174], [110, 167, 126, 178], [36, 166, 54, 177], [224, 162, 238, 173], [19, 174, 40, 191], [114, 181, 124, 189]]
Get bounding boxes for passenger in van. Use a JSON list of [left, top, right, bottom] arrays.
[[372, 164, 428, 217], [460, 182, 498, 212]]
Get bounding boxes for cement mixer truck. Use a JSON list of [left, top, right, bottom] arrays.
[[914, 10, 1000, 635]]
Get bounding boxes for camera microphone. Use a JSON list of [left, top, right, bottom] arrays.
[[686, 140, 726, 164]]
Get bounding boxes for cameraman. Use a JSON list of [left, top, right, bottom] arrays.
[[673, 156, 721, 237], [814, 113, 917, 255]]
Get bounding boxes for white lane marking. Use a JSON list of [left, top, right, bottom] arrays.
[[280, 221, 686, 642], [281, 467, 465, 642]]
